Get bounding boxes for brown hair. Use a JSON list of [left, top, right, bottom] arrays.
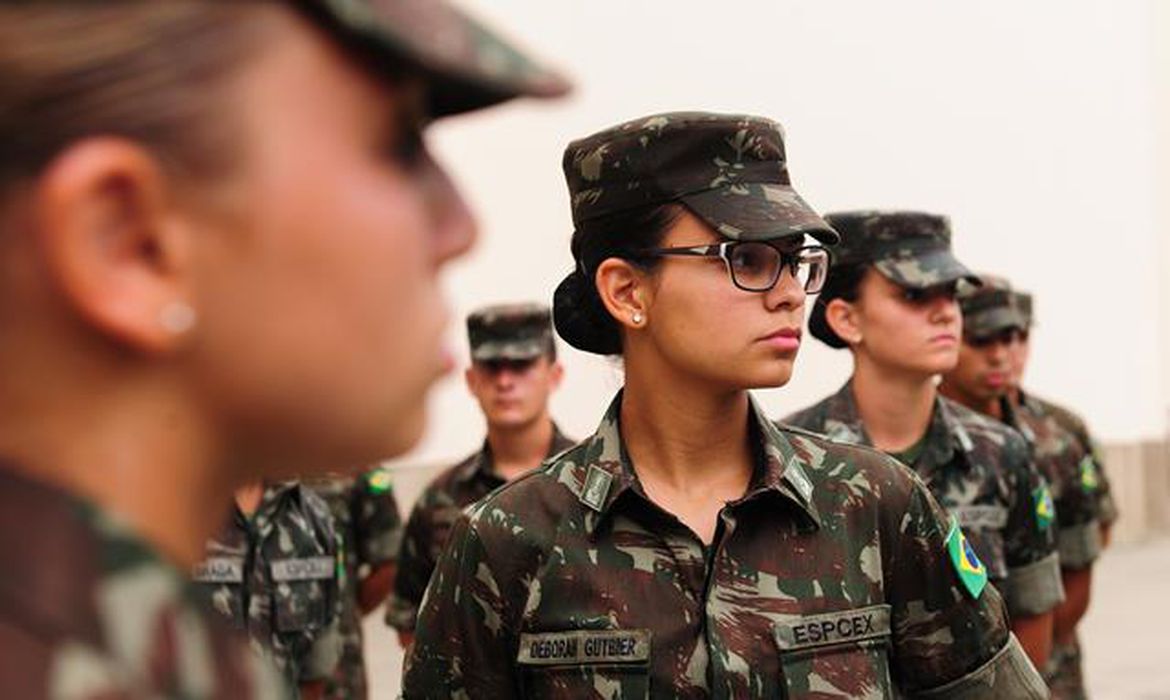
[[0, 3, 277, 189]]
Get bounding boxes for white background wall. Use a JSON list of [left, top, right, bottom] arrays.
[[394, 0, 1168, 469]]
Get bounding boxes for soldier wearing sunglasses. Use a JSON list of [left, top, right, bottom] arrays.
[[784, 211, 1063, 675], [404, 113, 1045, 698], [387, 304, 574, 650]]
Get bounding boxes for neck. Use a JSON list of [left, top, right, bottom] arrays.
[[0, 371, 234, 568], [486, 413, 555, 481], [938, 380, 1003, 419], [851, 355, 938, 453], [620, 352, 754, 493]]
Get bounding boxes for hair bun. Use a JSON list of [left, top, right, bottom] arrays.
[[552, 269, 623, 355]]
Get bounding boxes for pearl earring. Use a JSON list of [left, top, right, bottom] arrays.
[[631, 312, 644, 325], [159, 302, 197, 335]]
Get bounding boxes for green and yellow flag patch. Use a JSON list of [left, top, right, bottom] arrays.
[[946, 518, 988, 599], [365, 466, 394, 495], [1079, 456, 1100, 493], [1034, 484, 1055, 531]]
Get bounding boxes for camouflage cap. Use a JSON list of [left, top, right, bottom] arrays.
[[823, 211, 979, 289], [1013, 290, 1034, 329], [562, 112, 838, 244], [301, 0, 570, 118], [959, 275, 1029, 341], [467, 303, 554, 361]]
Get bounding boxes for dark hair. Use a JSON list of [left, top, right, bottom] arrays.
[[553, 203, 683, 355], [809, 261, 869, 349]]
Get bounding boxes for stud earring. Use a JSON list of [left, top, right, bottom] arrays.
[[631, 312, 644, 325], [159, 302, 197, 335]]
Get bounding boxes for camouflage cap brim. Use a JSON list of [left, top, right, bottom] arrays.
[[306, 0, 571, 118], [470, 340, 548, 362], [964, 307, 1028, 341], [681, 183, 839, 245], [872, 248, 980, 290]]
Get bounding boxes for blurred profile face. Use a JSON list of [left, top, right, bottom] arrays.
[[842, 271, 962, 377], [188, 13, 475, 472], [637, 211, 808, 390], [465, 355, 562, 431], [945, 329, 1023, 403], [1008, 329, 1031, 389]]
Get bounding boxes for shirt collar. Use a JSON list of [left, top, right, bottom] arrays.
[[454, 422, 571, 486], [577, 391, 821, 536], [819, 380, 973, 472]]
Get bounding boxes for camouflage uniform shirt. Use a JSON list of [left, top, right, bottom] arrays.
[[306, 467, 403, 700], [1027, 392, 1118, 528], [0, 465, 284, 699], [386, 424, 576, 633], [1002, 396, 1102, 571], [193, 482, 342, 692], [403, 394, 1047, 698], [784, 382, 1064, 619]]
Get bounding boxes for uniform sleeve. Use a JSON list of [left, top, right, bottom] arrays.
[[1052, 445, 1103, 571], [888, 480, 1047, 698], [1000, 434, 1064, 616], [351, 466, 403, 569], [384, 495, 440, 632], [401, 512, 518, 698]]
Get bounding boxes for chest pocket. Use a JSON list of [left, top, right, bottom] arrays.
[[270, 556, 335, 633], [517, 629, 651, 699], [774, 604, 894, 700], [192, 557, 246, 627]]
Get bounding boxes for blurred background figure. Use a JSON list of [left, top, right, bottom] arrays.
[[387, 303, 572, 649], [306, 467, 402, 699], [0, 1, 567, 697], [193, 480, 342, 698], [785, 212, 1062, 669]]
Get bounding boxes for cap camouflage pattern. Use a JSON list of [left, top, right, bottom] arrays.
[[958, 274, 1029, 341], [466, 302, 554, 361], [823, 210, 979, 289], [305, 0, 570, 117], [563, 112, 838, 244], [1014, 289, 1035, 328]]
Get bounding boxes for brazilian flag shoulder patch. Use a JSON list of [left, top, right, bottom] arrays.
[[1033, 484, 1055, 531], [1079, 456, 1100, 493], [365, 466, 394, 495], [946, 518, 988, 599]]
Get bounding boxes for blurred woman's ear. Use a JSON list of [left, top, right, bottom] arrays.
[[595, 258, 649, 334], [825, 297, 862, 347]]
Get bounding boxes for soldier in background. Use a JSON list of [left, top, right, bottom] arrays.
[[306, 467, 402, 699], [784, 211, 1063, 671], [194, 481, 343, 698], [387, 303, 574, 648], [405, 113, 1047, 697], [0, 1, 567, 697]]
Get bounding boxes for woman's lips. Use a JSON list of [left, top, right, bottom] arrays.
[[930, 333, 958, 345], [760, 328, 802, 352]]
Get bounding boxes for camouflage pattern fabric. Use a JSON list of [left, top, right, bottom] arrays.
[[822, 210, 980, 290], [1003, 397, 1102, 570], [0, 465, 285, 699], [1029, 393, 1118, 527], [402, 393, 1048, 698], [784, 382, 1064, 619], [306, 467, 403, 699], [958, 275, 1029, 341], [1046, 637, 1088, 700], [563, 112, 838, 244], [193, 482, 342, 691], [467, 303, 556, 362], [305, 0, 570, 118], [386, 425, 576, 633]]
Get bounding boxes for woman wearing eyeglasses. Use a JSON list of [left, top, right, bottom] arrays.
[[783, 211, 1064, 677], [403, 113, 1046, 698]]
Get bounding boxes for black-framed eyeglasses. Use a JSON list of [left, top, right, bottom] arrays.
[[637, 242, 830, 293]]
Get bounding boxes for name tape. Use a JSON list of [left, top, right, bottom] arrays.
[[775, 604, 891, 651], [270, 556, 334, 582], [192, 557, 244, 583], [955, 505, 1009, 530], [518, 629, 651, 666]]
